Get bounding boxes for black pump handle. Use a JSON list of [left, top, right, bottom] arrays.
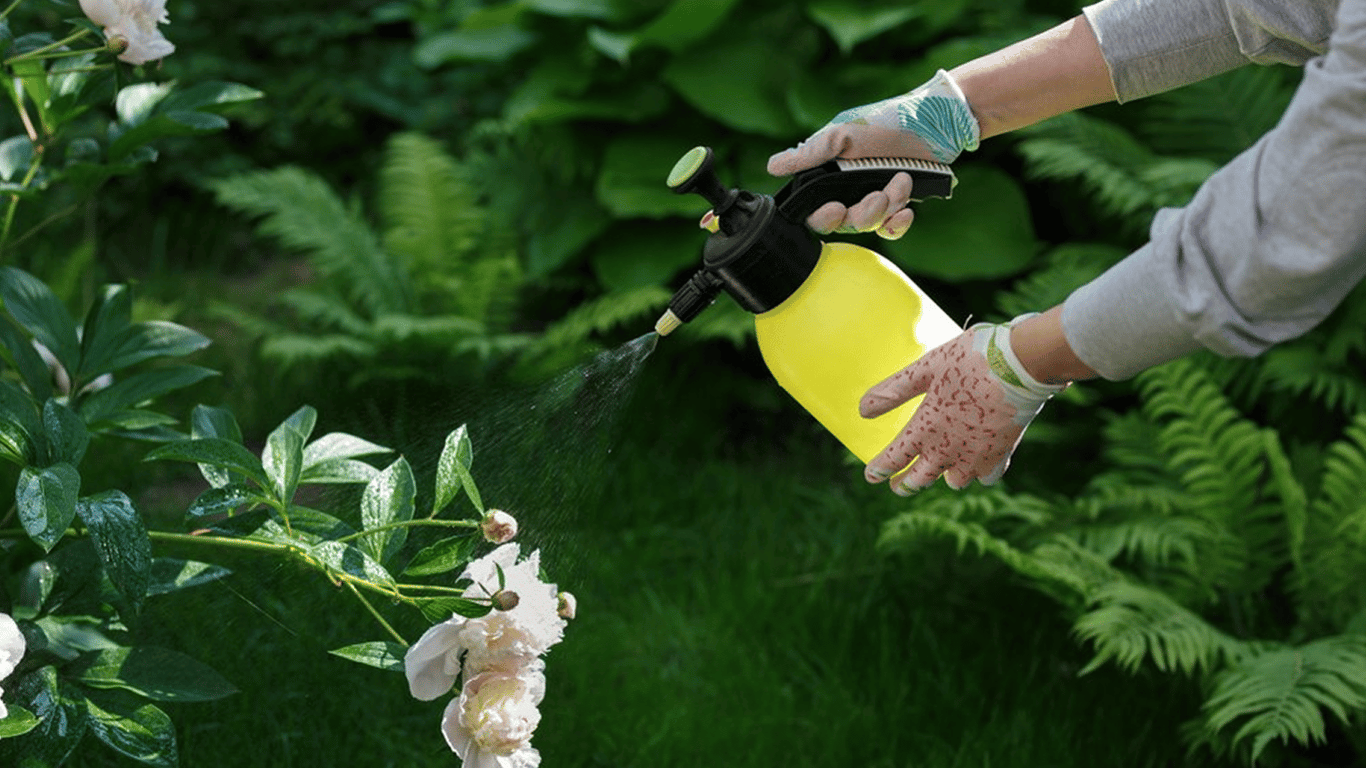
[[774, 157, 956, 224]]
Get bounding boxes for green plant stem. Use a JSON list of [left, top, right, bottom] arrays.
[[147, 530, 293, 556], [0, 0, 21, 23], [346, 582, 408, 646], [4, 29, 94, 64], [1, 150, 44, 250], [334, 517, 478, 545], [394, 582, 474, 596]]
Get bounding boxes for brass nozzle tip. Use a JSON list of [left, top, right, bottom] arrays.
[[654, 310, 682, 337]]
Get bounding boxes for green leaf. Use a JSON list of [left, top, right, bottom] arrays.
[[76, 646, 238, 703], [304, 541, 396, 588], [190, 405, 244, 487], [881, 164, 1039, 282], [524, 0, 624, 19], [302, 432, 390, 468], [0, 313, 53, 400], [360, 457, 416, 564], [300, 458, 381, 484], [663, 36, 803, 138], [0, 135, 34, 182], [0, 705, 40, 737], [94, 320, 212, 377], [144, 438, 269, 489], [0, 266, 80, 375], [0, 380, 41, 465], [17, 462, 80, 551], [414, 27, 536, 67], [588, 0, 740, 62], [77, 365, 218, 425], [76, 491, 152, 613], [184, 483, 259, 523], [31, 615, 120, 657], [591, 221, 701, 291], [42, 398, 88, 466], [12, 58, 52, 135], [595, 135, 711, 218], [6, 666, 88, 765], [108, 111, 231, 163], [807, 0, 919, 53], [417, 596, 493, 623], [435, 425, 482, 515], [156, 81, 263, 114], [76, 284, 132, 379], [115, 81, 174, 126], [404, 535, 477, 577], [84, 689, 178, 767], [264, 406, 317, 504], [328, 641, 407, 672], [146, 558, 232, 597]]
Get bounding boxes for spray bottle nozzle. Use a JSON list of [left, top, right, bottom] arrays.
[[667, 147, 741, 233], [655, 269, 724, 337]]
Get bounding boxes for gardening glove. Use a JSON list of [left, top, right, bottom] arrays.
[[860, 314, 1067, 495], [767, 69, 980, 239]]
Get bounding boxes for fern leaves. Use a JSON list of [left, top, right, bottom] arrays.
[[1203, 637, 1366, 762], [210, 167, 410, 316], [1074, 581, 1245, 676]]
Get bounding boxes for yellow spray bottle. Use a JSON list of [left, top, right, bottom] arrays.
[[654, 146, 962, 464]]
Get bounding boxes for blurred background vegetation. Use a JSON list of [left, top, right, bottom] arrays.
[[5, 0, 1365, 765]]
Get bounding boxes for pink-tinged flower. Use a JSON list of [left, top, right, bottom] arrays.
[[441, 661, 545, 768], [480, 510, 518, 544], [79, 0, 175, 65], [0, 612, 26, 720]]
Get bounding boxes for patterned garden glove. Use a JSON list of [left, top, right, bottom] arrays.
[[859, 315, 1067, 494], [767, 69, 981, 238]]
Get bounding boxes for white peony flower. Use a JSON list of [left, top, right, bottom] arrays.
[[441, 661, 545, 768], [480, 510, 518, 545], [458, 545, 565, 670], [79, 0, 175, 65], [0, 612, 26, 720], [405, 616, 466, 702]]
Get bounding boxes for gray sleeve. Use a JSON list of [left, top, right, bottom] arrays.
[[1083, 0, 1337, 102], [1062, 0, 1366, 380]]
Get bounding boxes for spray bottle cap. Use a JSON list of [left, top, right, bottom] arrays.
[[654, 146, 956, 336]]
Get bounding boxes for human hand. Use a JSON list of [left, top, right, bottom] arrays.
[[767, 69, 980, 238], [860, 316, 1066, 495]]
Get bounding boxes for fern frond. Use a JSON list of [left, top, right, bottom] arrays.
[[379, 132, 485, 288], [1255, 345, 1366, 415], [210, 167, 411, 315], [1073, 581, 1246, 676], [993, 243, 1126, 321], [276, 289, 372, 337], [1296, 414, 1366, 629], [1137, 360, 1285, 593], [1137, 65, 1296, 162], [260, 333, 377, 365], [1070, 508, 1220, 569], [1016, 112, 1167, 222], [533, 286, 671, 353], [1203, 635, 1366, 763]]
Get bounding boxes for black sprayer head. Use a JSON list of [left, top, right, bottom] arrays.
[[654, 146, 957, 336]]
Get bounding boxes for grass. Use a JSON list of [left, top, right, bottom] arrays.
[[65, 338, 1207, 767]]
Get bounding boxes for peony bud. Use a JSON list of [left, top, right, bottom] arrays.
[[106, 35, 130, 55], [557, 591, 576, 620], [480, 509, 518, 544], [492, 590, 520, 612]]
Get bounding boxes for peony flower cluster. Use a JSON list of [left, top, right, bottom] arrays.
[[79, 0, 175, 65], [1, 612, 26, 720], [405, 545, 570, 768]]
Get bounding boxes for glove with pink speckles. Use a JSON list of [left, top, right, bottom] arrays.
[[859, 315, 1067, 494]]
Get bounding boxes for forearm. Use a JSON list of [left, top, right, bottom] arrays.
[[950, 15, 1116, 139], [1010, 305, 1099, 385]]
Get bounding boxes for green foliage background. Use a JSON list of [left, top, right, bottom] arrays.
[[4, 0, 1365, 764]]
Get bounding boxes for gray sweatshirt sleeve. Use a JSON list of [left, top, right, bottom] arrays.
[[1083, 0, 1337, 102], [1062, 0, 1366, 380]]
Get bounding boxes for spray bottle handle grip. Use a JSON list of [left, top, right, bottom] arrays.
[[774, 157, 957, 224]]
